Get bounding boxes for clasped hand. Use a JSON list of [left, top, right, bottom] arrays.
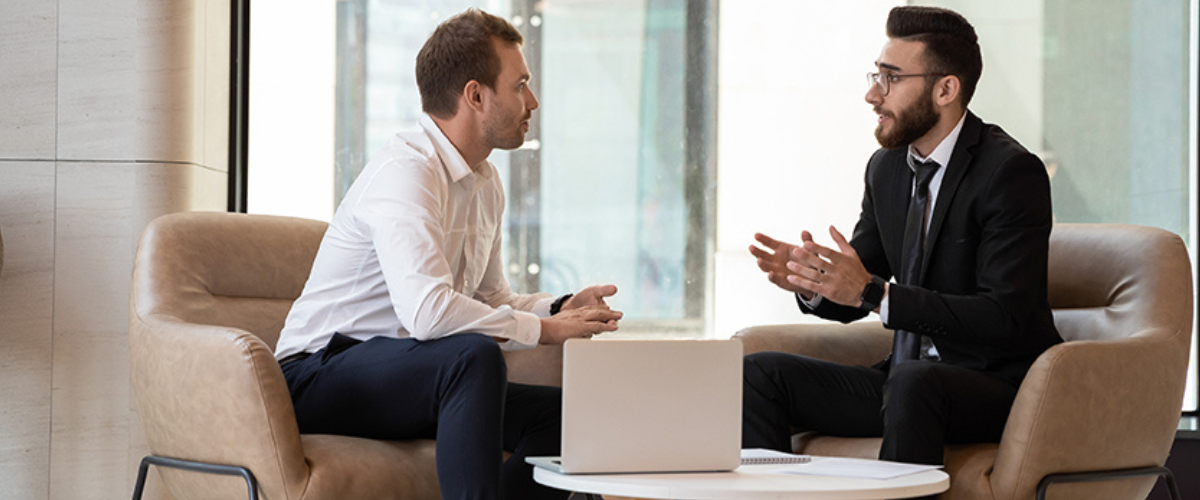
[[540, 284, 623, 345], [749, 226, 872, 308]]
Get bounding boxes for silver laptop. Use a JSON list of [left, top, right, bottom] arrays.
[[527, 337, 743, 474]]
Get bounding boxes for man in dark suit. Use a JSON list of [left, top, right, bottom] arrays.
[[742, 6, 1063, 468]]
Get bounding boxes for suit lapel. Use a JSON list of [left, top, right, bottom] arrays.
[[919, 112, 983, 283], [887, 152, 913, 272]]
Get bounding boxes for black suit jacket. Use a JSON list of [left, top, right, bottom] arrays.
[[801, 112, 1062, 386]]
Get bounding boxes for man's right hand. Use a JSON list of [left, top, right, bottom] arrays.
[[539, 306, 623, 345], [750, 232, 819, 300]]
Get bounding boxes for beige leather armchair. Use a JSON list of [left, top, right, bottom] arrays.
[[130, 212, 564, 499], [737, 224, 1191, 500]]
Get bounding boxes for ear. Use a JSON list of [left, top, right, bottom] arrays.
[[932, 75, 961, 108], [462, 80, 486, 114]]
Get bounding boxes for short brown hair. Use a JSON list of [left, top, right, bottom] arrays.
[[887, 6, 983, 106], [416, 8, 524, 119]]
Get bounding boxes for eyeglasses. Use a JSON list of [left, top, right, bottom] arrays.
[[866, 72, 947, 96]]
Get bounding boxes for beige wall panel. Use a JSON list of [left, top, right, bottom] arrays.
[[202, 0, 231, 173], [51, 162, 225, 499], [0, 162, 55, 499], [191, 165, 229, 212], [51, 162, 135, 499], [0, 2, 57, 159], [57, 0, 199, 163]]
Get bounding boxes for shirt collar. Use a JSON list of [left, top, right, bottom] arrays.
[[907, 111, 967, 170], [420, 113, 477, 183]]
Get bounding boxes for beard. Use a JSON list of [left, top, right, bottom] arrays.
[[483, 102, 528, 151], [874, 88, 939, 149]]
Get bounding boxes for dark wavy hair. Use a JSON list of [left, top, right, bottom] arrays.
[[416, 8, 524, 119], [887, 6, 983, 106]]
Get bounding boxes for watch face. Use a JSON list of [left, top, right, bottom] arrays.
[[860, 277, 885, 310]]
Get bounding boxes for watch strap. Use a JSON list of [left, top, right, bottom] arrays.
[[550, 293, 574, 315], [859, 275, 886, 311]]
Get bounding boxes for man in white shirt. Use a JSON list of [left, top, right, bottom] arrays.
[[274, 9, 622, 500], [742, 6, 1061, 475]]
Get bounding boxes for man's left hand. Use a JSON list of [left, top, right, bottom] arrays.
[[563, 284, 618, 310], [785, 226, 872, 307]]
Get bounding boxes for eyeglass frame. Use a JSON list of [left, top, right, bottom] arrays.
[[866, 72, 948, 97]]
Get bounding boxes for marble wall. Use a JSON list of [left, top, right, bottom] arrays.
[[0, 1, 230, 498]]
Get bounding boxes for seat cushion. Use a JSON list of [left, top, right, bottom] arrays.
[[794, 435, 1000, 500], [300, 435, 440, 499]]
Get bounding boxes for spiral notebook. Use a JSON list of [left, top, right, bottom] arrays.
[[740, 448, 812, 465]]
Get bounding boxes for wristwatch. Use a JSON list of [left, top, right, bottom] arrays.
[[550, 293, 574, 315], [858, 275, 886, 311]]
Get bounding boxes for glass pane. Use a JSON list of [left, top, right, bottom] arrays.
[[334, 0, 716, 334], [336, 0, 514, 209], [922, 0, 1195, 410], [538, 0, 693, 326]]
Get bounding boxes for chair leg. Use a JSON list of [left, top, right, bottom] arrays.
[[131, 455, 259, 500], [1036, 466, 1179, 500]]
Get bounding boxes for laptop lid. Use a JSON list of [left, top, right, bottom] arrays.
[[554, 337, 742, 474]]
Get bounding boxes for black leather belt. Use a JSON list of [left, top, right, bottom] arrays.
[[278, 352, 312, 367]]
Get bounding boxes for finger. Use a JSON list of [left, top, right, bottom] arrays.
[[584, 308, 624, 322], [800, 230, 814, 243], [802, 240, 841, 265], [768, 271, 802, 293], [749, 244, 772, 259], [590, 321, 620, 332], [786, 272, 821, 291], [829, 226, 856, 257], [786, 261, 825, 284], [590, 284, 618, 297], [754, 232, 783, 250], [756, 257, 785, 275], [790, 245, 830, 273], [755, 258, 771, 273]]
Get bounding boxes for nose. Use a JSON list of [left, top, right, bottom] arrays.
[[865, 83, 882, 106], [526, 86, 540, 111]]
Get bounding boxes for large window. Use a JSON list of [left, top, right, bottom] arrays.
[[332, 0, 717, 333], [247, 0, 1197, 411]]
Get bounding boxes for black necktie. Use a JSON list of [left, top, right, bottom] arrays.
[[890, 158, 940, 368]]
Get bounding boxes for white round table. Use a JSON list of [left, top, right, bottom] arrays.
[[534, 463, 949, 500]]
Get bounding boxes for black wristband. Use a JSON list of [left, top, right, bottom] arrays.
[[858, 275, 886, 311], [550, 293, 573, 315]]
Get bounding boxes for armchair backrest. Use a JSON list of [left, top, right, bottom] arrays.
[[130, 212, 326, 499], [132, 211, 327, 348], [990, 223, 1193, 500], [1047, 223, 1192, 344]]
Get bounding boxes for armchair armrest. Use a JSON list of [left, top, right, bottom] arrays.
[[735, 321, 893, 367], [505, 345, 564, 387], [990, 330, 1189, 500], [130, 313, 308, 500]]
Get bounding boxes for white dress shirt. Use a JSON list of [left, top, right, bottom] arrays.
[[802, 111, 967, 323], [274, 114, 553, 360]]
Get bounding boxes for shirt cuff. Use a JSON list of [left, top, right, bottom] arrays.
[[879, 292, 890, 324], [531, 295, 555, 318], [499, 310, 542, 351], [797, 292, 824, 308]]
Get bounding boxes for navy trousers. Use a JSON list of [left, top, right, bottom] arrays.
[[742, 352, 1018, 466], [281, 333, 566, 500]]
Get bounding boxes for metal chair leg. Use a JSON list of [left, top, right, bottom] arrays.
[[132, 455, 259, 500], [1036, 466, 1179, 500]]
